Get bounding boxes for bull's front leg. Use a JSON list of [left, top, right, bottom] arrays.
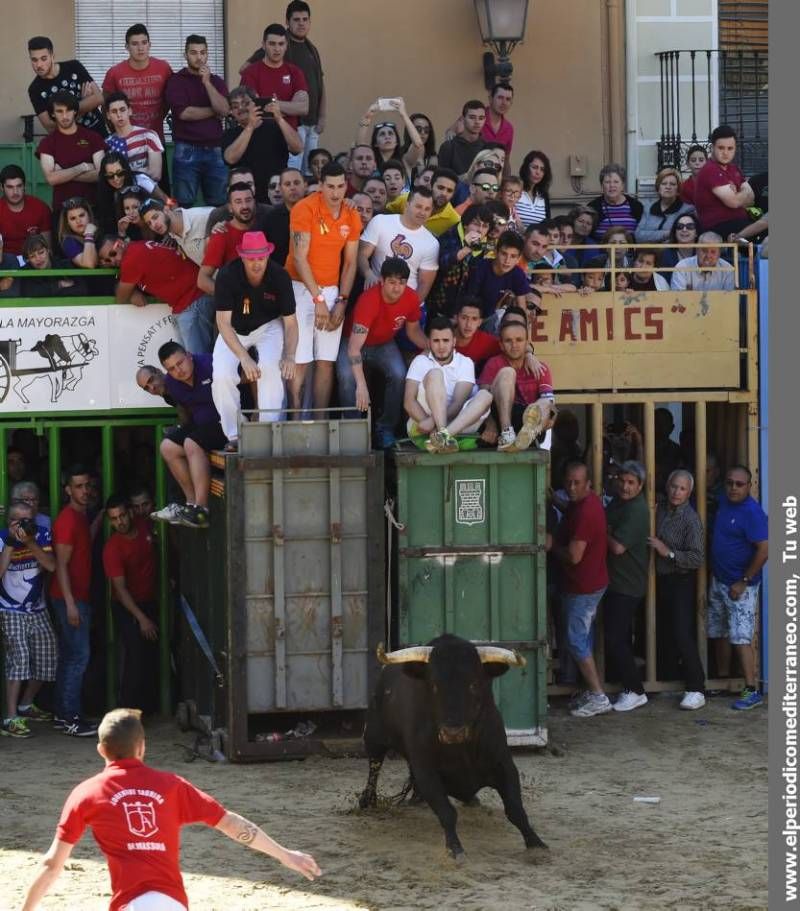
[[494, 758, 547, 850], [359, 754, 385, 809], [410, 763, 465, 861]]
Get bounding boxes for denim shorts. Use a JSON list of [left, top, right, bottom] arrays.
[[563, 588, 607, 661], [707, 575, 760, 645]]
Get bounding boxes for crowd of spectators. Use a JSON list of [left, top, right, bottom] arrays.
[[0, 2, 770, 733]]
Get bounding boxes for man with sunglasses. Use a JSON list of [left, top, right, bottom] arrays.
[[454, 168, 500, 216], [708, 465, 768, 711]]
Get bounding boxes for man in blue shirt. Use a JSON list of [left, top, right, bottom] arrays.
[[0, 501, 57, 737], [709, 464, 768, 710], [465, 230, 530, 328], [150, 341, 227, 529]]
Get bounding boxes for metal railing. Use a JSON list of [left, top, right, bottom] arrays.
[[655, 49, 768, 173]]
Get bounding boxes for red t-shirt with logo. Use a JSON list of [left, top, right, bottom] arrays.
[[239, 61, 308, 128], [558, 491, 609, 594], [456, 330, 501, 367], [57, 758, 225, 911], [102, 517, 157, 603], [344, 284, 422, 345], [119, 241, 202, 314], [50, 505, 92, 602], [478, 355, 554, 405], [102, 58, 174, 139], [0, 195, 52, 255], [202, 225, 247, 271]]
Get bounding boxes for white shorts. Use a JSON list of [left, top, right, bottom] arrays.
[[122, 892, 187, 911], [293, 282, 342, 364]]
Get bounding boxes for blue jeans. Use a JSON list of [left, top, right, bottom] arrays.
[[52, 598, 91, 718], [288, 124, 320, 173], [563, 588, 606, 661], [174, 295, 215, 354], [172, 142, 228, 208], [336, 337, 406, 433]]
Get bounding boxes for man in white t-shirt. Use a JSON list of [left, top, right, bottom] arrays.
[[358, 186, 439, 301], [404, 316, 493, 453]]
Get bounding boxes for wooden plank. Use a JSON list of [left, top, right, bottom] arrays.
[[695, 403, 708, 676], [328, 423, 344, 708], [272, 425, 287, 710], [644, 402, 657, 686]]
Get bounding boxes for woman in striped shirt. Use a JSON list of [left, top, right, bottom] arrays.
[[515, 150, 552, 228], [587, 163, 644, 243]]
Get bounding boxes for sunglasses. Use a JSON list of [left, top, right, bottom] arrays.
[[61, 197, 88, 210], [474, 183, 500, 192], [375, 122, 396, 130], [725, 479, 749, 487], [105, 170, 126, 180], [676, 222, 695, 230]]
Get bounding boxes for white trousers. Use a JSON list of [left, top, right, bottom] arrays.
[[212, 320, 285, 439]]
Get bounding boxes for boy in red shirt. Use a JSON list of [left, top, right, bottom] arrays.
[[0, 165, 52, 256], [337, 256, 428, 448], [693, 124, 754, 237], [50, 465, 96, 737], [454, 296, 501, 368], [102, 494, 159, 714], [22, 708, 320, 911], [239, 24, 308, 130]]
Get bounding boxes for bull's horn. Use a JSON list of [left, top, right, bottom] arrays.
[[476, 646, 527, 668], [376, 644, 433, 664]]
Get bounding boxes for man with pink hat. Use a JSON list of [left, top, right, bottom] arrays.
[[211, 230, 298, 445]]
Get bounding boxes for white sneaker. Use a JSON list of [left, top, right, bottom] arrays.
[[613, 690, 648, 712], [570, 693, 612, 717], [497, 427, 517, 451], [150, 503, 184, 524], [680, 691, 706, 711]]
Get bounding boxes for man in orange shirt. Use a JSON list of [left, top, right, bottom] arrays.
[[284, 161, 361, 411]]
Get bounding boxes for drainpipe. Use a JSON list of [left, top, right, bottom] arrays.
[[606, 0, 627, 169]]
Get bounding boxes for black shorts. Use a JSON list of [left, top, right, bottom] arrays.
[[164, 422, 227, 453]]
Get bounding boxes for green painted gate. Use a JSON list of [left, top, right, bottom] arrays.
[[395, 449, 549, 746]]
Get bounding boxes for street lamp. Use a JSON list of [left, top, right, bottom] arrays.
[[474, 0, 531, 91]]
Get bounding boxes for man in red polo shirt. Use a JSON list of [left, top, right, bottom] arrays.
[[102, 494, 158, 714], [693, 124, 754, 237], [239, 24, 308, 130], [337, 256, 427, 448], [50, 465, 97, 737], [98, 236, 203, 328], [22, 708, 321, 911], [481, 83, 515, 158], [478, 313, 555, 452]]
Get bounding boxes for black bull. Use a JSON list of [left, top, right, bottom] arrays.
[[359, 633, 547, 859]]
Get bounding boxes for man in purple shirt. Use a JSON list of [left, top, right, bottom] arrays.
[[150, 341, 226, 529], [165, 34, 230, 208]]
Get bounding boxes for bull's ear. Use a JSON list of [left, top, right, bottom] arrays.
[[482, 663, 512, 679], [401, 662, 428, 679]]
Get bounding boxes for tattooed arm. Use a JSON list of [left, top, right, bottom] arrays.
[[215, 811, 321, 880], [346, 322, 372, 411], [290, 230, 318, 299]]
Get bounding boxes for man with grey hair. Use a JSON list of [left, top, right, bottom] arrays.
[[10, 481, 50, 530], [0, 500, 57, 736], [604, 460, 650, 711], [669, 231, 736, 291], [648, 468, 706, 710]]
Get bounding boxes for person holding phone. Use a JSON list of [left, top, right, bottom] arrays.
[[355, 97, 425, 172], [239, 24, 308, 130]]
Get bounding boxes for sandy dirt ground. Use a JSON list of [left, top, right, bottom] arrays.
[[2, 694, 766, 911]]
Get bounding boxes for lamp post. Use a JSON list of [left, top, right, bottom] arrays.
[[474, 0, 531, 91]]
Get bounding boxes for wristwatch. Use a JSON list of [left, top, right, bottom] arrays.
[[742, 575, 751, 584], [313, 293, 325, 305], [668, 550, 676, 560]]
